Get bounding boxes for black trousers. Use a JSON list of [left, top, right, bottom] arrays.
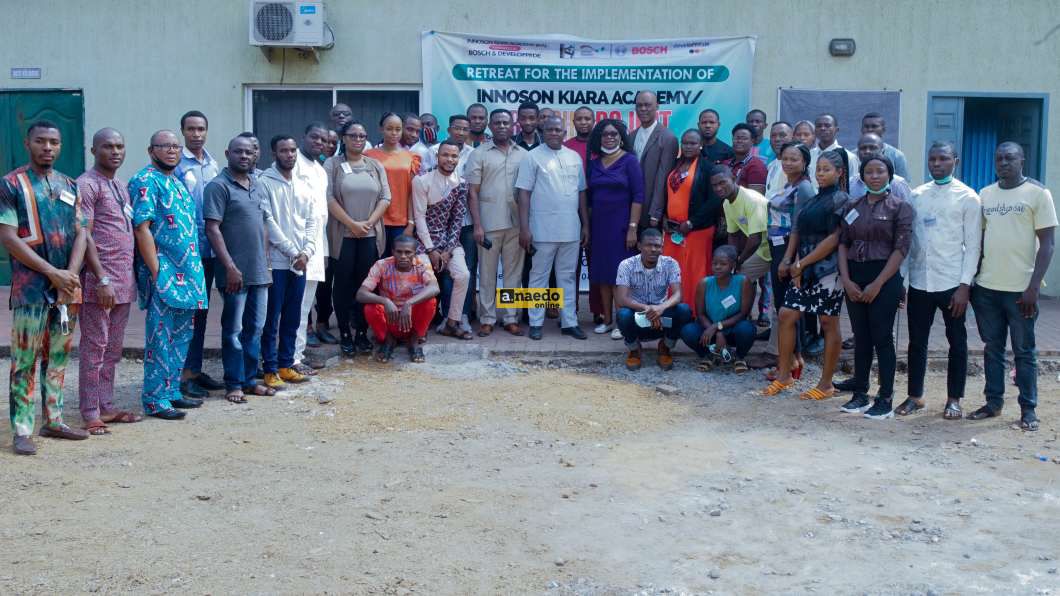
[[332, 237, 378, 336], [845, 260, 902, 399], [769, 239, 802, 352], [906, 286, 968, 399], [314, 257, 336, 327]]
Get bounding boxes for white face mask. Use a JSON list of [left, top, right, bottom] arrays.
[[601, 145, 621, 155]]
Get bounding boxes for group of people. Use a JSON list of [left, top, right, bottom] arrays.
[[1, 92, 1054, 455]]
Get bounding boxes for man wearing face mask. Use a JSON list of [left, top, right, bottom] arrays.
[[130, 130, 209, 421], [898, 141, 980, 420]]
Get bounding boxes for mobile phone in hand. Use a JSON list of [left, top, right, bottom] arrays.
[[528, 244, 537, 256], [480, 238, 493, 250]]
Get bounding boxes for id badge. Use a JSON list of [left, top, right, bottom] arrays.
[[59, 190, 76, 206], [721, 295, 737, 309], [341, 161, 353, 175], [770, 235, 785, 246], [844, 209, 860, 225]]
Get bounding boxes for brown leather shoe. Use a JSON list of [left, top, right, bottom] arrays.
[[503, 323, 524, 336], [13, 435, 36, 455], [657, 340, 674, 371], [626, 349, 642, 371], [477, 324, 494, 337], [39, 423, 89, 440]]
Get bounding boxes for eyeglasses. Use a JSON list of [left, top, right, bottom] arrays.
[[602, 131, 620, 138], [151, 144, 182, 151], [344, 133, 368, 140]]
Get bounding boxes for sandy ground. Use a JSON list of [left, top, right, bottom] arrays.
[[1, 349, 1058, 595]]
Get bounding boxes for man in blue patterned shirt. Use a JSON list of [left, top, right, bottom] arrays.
[[130, 130, 208, 420]]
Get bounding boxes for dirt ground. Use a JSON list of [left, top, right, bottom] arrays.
[[1, 350, 1058, 595]]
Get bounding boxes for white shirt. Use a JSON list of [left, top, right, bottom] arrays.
[[633, 120, 658, 160], [293, 150, 329, 281], [258, 167, 320, 271], [412, 169, 463, 251], [809, 140, 859, 192], [765, 158, 786, 197], [424, 143, 473, 177], [906, 179, 981, 292], [514, 145, 587, 243]]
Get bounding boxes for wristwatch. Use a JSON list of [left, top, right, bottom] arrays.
[[99, 276, 111, 286], [718, 321, 724, 331]]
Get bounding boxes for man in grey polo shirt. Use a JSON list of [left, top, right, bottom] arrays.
[[204, 135, 274, 402], [467, 109, 528, 337], [516, 115, 589, 341]]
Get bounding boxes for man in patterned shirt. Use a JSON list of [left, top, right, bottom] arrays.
[[356, 235, 439, 363], [76, 128, 143, 434], [130, 130, 208, 420], [412, 140, 471, 340], [0, 121, 90, 454]]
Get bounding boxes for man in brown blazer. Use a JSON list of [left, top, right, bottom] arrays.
[[630, 90, 679, 230]]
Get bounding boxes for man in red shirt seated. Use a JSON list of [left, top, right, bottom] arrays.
[[356, 235, 440, 363]]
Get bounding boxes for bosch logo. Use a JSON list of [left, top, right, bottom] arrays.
[[631, 46, 668, 55]]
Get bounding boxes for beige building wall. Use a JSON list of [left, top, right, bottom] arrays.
[[3, 0, 1059, 289]]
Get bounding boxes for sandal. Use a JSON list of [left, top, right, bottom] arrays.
[[696, 358, 715, 372], [100, 411, 142, 424], [895, 398, 925, 416], [225, 390, 248, 404], [733, 360, 749, 373], [943, 401, 963, 420], [375, 343, 394, 363], [763, 378, 796, 396], [84, 419, 110, 435], [477, 324, 494, 337], [438, 322, 473, 340], [1020, 411, 1040, 432], [967, 405, 1001, 421], [799, 386, 836, 401], [242, 384, 276, 397], [409, 346, 425, 363]]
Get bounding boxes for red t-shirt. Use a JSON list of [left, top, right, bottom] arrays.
[[727, 154, 767, 188]]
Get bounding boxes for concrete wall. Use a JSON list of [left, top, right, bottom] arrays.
[[3, 0, 1059, 289]]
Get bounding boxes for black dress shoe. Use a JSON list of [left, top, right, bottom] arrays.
[[170, 397, 203, 409], [316, 327, 339, 344], [561, 326, 587, 340], [149, 408, 187, 420], [193, 373, 225, 391], [180, 380, 208, 398], [833, 378, 860, 392], [528, 326, 543, 340]]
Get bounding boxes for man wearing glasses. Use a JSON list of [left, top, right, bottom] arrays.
[[129, 130, 208, 420]]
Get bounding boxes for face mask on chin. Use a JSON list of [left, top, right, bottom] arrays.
[[601, 145, 620, 155]]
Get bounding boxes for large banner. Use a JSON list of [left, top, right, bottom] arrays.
[[421, 32, 756, 143]]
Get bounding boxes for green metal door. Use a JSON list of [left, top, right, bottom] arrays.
[[0, 89, 85, 284]]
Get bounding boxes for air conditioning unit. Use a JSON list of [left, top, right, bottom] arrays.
[[249, 1, 324, 47]]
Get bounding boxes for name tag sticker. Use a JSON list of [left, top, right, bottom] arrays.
[[738, 216, 748, 226], [59, 190, 76, 206], [341, 161, 353, 175], [924, 216, 937, 228], [844, 209, 860, 225], [770, 235, 785, 246], [721, 295, 737, 309]]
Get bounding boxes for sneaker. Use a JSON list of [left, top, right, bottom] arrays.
[[354, 333, 373, 353], [863, 397, 895, 420], [610, 328, 623, 341], [279, 367, 308, 383], [840, 393, 871, 413], [626, 349, 642, 371], [263, 373, 286, 390], [339, 334, 355, 356], [593, 322, 612, 334]]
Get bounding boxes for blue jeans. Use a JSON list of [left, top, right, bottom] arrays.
[[183, 256, 215, 374], [615, 304, 692, 350], [681, 319, 756, 359], [262, 269, 306, 373], [440, 225, 478, 320], [220, 285, 268, 391], [971, 286, 1038, 412]]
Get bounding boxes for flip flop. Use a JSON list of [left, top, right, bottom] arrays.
[[733, 360, 749, 373], [101, 411, 142, 423], [1020, 412, 1040, 432], [799, 386, 836, 401], [242, 384, 276, 397], [409, 346, 425, 363], [225, 390, 248, 404], [375, 343, 394, 363]]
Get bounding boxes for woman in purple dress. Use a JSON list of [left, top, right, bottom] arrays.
[[587, 119, 645, 337]]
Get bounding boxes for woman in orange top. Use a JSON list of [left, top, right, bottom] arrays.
[[365, 112, 421, 256], [663, 129, 723, 312]]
